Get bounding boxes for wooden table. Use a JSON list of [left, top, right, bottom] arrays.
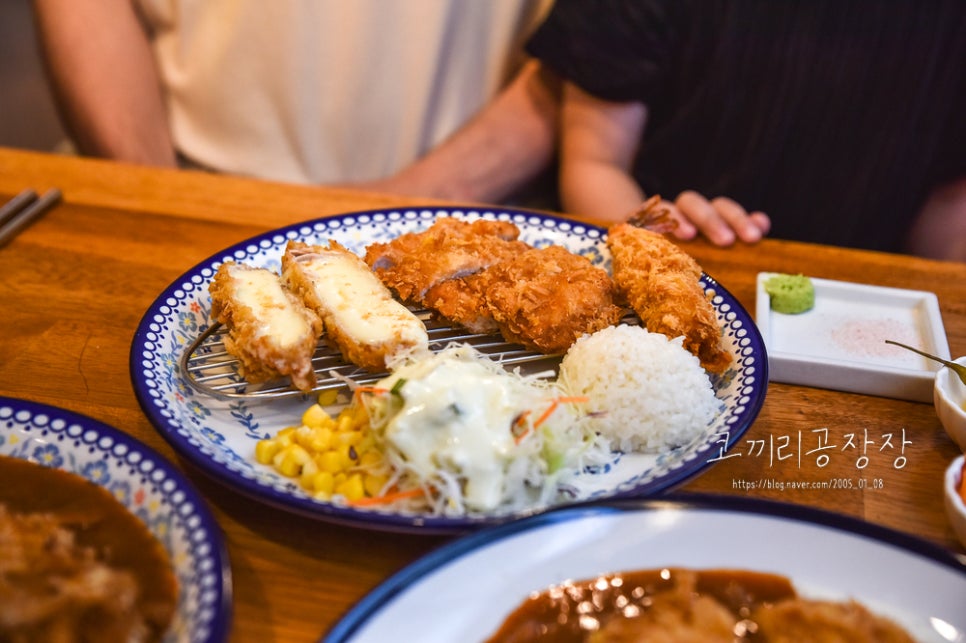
[[1, 146, 963, 641]]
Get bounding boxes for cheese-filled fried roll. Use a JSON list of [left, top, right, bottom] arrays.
[[209, 262, 323, 392], [282, 240, 428, 371]]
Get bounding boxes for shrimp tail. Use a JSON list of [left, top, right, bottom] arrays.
[[625, 195, 678, 235]]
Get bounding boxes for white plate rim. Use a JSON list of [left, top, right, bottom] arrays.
[[324, 493, 966, 643]]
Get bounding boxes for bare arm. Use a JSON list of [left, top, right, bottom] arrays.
[[358, 60, 560, 203], [559, 82, 770, 243], [558, 82, 647, 221], [32, 0, 176, 166]]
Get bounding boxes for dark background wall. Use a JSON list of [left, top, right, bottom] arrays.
[[0, 0, 66, 151]]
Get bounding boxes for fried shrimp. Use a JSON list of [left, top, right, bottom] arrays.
[[208, 262, 322, 392], [282, 240, 429, 371], [607, 199, 732, 373]]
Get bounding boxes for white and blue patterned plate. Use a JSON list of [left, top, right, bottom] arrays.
[[0, 396, 232, 643], [131, 207, 767, 534], [324, 495, 966, 642]]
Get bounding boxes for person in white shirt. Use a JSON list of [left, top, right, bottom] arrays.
[[33, 0, 557, 202]]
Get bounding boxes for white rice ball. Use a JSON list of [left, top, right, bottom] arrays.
[[557, 324, 720, 452]]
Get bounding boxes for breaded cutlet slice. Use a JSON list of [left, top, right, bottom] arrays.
[[478, 245, 624, 354], [282, 240, 429, 371], [363, 217, 528, 303], [209, 262, 323, 392]]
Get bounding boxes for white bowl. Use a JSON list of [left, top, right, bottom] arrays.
[[934, 356, 966, 452], [944, 455, 966, 551]]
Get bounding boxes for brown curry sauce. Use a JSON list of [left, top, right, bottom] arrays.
[[0, 454, 178, 641], [485, 567, 915, 643]]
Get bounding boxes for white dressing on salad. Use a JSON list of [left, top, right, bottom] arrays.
[[383, 357, 528, 511], [361, 345, 611, 516]]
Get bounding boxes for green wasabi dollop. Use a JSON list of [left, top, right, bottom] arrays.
[[764, 273, 815, 314]]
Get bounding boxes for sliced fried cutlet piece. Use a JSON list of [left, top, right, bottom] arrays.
[[209, 262, 323, 392], [363, 217, 529, 303], [422, 272, 500, 334], [282, 240, 429, 371], [477, 245, 624, 354], [607, 223, 732, 373]]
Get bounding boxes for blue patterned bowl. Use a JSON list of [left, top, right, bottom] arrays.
[[131, 207, 767, 533], [0, 396, 232, 642]]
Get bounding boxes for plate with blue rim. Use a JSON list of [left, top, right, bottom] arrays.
[[323, 494, 966, 642], [130, 206, 767, 534], [0, 396, 232, 643]]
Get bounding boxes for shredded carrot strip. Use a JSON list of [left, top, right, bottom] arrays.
[[552, 396, 590, 405], [349, 487, 425, 507], [532, 401, 560, 432], [534, 396, 589, 429], [516, 396, 590, 444]]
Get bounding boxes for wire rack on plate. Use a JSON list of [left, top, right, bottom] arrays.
[[180, 308, 641, 402]]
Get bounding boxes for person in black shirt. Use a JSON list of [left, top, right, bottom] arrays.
[[525, 0, 966, 259]]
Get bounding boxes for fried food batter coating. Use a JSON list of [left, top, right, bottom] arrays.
[[422, 273, 500, 334], [209, 262, 322, 391], [607, 223, 732, 373], [752, 598, 916, 643], [478, 245, 624, 353], [283, 240, 428, 371], [363, 217, 528, 303]]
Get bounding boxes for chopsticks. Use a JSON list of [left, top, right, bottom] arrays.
[[0, 188, 62, 248]]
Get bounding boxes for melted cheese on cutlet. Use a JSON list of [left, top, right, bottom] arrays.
[[228, 265, 313, 346], [297, 251, 427, 346]]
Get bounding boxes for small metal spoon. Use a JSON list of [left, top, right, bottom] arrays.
[[886, 340, 966, 386]]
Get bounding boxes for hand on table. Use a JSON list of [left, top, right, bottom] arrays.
[[660, 190, 771, 246]]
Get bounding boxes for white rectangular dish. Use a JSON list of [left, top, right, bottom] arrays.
[[755, 272, 950, 402]]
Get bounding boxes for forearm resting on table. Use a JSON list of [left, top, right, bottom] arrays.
[[32, 0, 176, 166], [358, 60, 560, 203], [559, 159, 644, 223]]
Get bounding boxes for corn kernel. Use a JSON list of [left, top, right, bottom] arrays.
[[340, 446, 357, 468], [359, 450, 382, 468], [352, 403, 369, 424], [295, 425, 332, 452], [336, 412, 354, 434], [314, 427, 336, 451], [317, 450, 343, 473], [301, 403, 331, 429], [356, 431, 376, 456], [364, 474, 389, 497], [312, 470, 336, 496], [337, 431, 363, 447], [254, 439, 280, 465], [337, 474, 365, 501], [299, 458, 319, 489], [275, 426, 297, 448], [275, 444, 311, 477], [317, 389, 339, 407]]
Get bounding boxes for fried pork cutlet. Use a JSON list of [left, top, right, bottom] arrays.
[[422, 273, 499, 334], [209, 262, 323, 392], [282, 240, 429, 371], [476, 245, 624, 354], [607, 223, 732, 373], [363, 217, 528, 303]]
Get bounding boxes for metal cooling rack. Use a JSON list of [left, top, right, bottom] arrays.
[[178, 308, 601, 402]]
